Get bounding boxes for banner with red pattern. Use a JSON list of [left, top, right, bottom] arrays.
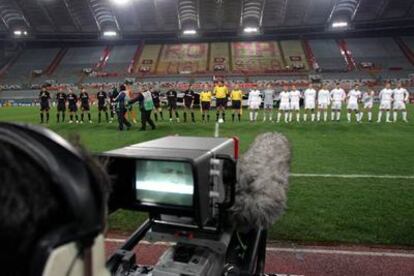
[[231, 41, 284, 72], [157, 43, 208, 74]]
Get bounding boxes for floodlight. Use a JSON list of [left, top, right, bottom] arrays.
[[103, 30, 118, 37], [243, 27, 259, 34], [111, 0, 131, 5], [182, 29, 197, 35], [13, 29, 28, 37], [331, 21, 349, 28]]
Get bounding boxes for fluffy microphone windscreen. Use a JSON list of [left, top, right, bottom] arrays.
[[229, 132, 291, 230]]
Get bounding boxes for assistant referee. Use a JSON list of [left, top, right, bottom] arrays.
[[200, 84, 212, 123], [230, 85, 243, 122]]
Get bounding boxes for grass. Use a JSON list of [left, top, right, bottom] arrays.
[[1, 106, 414, 246]]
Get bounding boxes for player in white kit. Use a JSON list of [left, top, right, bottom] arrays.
[[392, 82, 409, 122], [346, 84, 362, 123], [248, 88, 262, 122], [289, 85, 301, 122], [377, 82, 393, 123], [277, 86, 291, 123], [303, 83, 317, 122], [360, 89, 375, 122], [330, 83, 346, 121], [317, 84, 330, 122]]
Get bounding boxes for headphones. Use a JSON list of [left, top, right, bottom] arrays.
[[0, 122, 105, 276]]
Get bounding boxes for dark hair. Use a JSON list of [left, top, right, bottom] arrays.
[[0, 143, 71, 275], [0, 138, 109, 275], [120, 84, 126, 91]]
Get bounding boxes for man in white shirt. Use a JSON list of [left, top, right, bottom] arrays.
[[248, 88, 262, 122], [392, 82, 410, 122], [360, 89, 375, 122], [303, 83, 317, 122], [330, 83, 346, 121], [277, 85, 291, 123], [377, 82, 394, 123], [317, 84, 330, 122], [347, 84, 362, 122], [289, 85, 301, 122]]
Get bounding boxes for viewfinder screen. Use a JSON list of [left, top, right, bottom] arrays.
[[135, 160, 194, 207]]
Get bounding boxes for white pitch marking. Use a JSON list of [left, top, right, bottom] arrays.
[[105, 238, 414, 258], [266, 247, 414, 258], [291, 173, 414, 179]]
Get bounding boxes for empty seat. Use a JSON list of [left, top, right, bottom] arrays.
[[1, 48, 60, 85], [309, 39, 347, 72], [280, 40, 309, 70], [52, 46, 104, 83], [104, 45, 137, 73], [402, 36, 414, 52], [346, 37, 412, 70]]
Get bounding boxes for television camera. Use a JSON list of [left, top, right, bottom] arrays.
[[100, 136, 268, 276]]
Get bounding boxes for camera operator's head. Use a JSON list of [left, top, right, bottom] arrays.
[[0, 122, 110, 276]]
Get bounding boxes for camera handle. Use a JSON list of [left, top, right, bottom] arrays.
[[214, 155, 237, 210]]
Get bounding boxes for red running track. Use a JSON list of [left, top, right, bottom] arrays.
[[105, 236, 414, 276]]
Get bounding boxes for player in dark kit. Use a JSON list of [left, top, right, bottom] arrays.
[[79, 88, 92, 123], [67, 89, 79, 123], [151, 88, 164, 121], [183, 85, 196, 123], [109, 86, 119, 123], [39, 86, 51, 124], [166, 86, 180, 122], [96, 88, 109, 123], [56, 88, 67, 123]]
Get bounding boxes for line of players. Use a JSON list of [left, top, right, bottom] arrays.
[[39, 81, 410, 125], [40, 86, 102, 124], [196, 81, 410, 123], [274, 81, 410, 123]]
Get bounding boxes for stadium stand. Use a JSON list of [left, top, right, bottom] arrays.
[[308, 39, 348, 72], [346, 37, 413, 70], [399, 36, 414, 64], [279, 40, 309, 71], [50, 46, 105, 84], [1, 37, 414, 96], [104, 45, 137, 73], [402, 36, 414, 53], [0, 48, 60, 85], [0, 57, 7, 72], [402, 36, 414, 48]]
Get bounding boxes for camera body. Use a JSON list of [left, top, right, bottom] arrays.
[[102, 136, 238, 229], [99, 136, 266, 276]]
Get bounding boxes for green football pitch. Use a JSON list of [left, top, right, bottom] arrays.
[[1, 106, 414, 246]]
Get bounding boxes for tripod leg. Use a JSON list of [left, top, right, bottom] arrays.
[[254, 229, 268, 276]]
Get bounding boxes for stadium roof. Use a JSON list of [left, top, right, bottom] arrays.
[[0, 0, 414, 41]]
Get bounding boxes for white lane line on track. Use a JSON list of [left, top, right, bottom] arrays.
[[105, 238, 173, 246], [105, 238, 128, 243], [266, 247, 414, 258], [105, 238, 414, 258], [291, 173, 414, 179]]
